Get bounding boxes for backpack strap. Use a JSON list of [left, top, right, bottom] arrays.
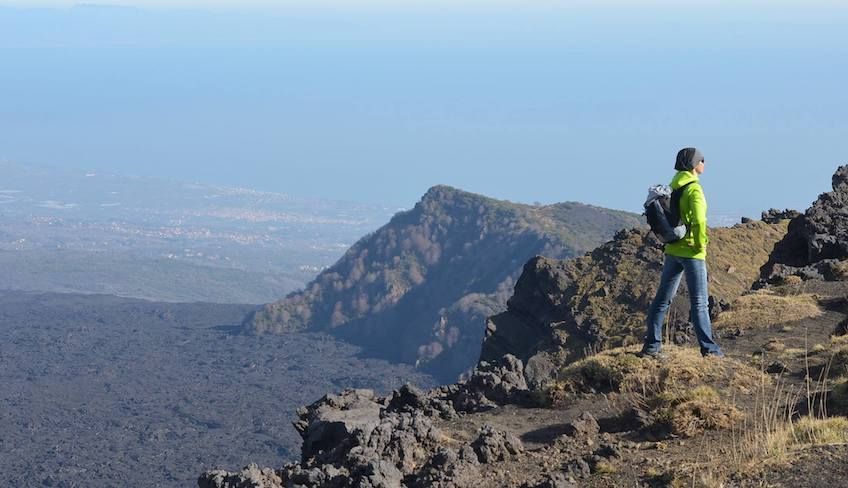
[[669, 181, 696, 226]]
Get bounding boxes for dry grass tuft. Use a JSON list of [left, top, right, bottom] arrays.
[[780, 348, 807, 358], [554, 346, 766, 437], [714, 290, 823, 331], [766, 416, 848, 454], [559, 346, 767, 394], [642, 467, 676, 487], [657, 386, 745, 437], [559, 346, 718, 393], [780, 275, 804, 286], [593, 460, 618, 475]]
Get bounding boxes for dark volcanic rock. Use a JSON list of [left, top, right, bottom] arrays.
[[470, 425, 524, 463], [759, 165, 848, 286], [461, 355, 529, 405], [388, 383, 459, 419], [293, 389, 385, 465], [762, 208, 803, 224], [524, 353, 557, 391], [562, 412, 601, 440], [836, 315, 848, 336], [199, 355, 538, 488], [481, 254, 590, 367], [283, 387, 444, 487], [767, 360, 791, 374], [708, 295, 731, 321], [347, 457, 405, 488], [449, 354, 533, 413], [564, 458, 592, 479], [386, 384, 428, 412], [410, 446, 481, 488], [201, 371, 526, 488], [523, 473, 578, 488], [356, 410, 442, 474], [198, 464, 283, 488]]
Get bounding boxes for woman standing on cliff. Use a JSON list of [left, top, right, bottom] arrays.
[[640, 147, 724, 358]]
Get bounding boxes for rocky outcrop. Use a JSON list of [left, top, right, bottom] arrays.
[[523, 473, 577, 488], [761, 208, 803, 224], [470, 425, 524, 463], [292, 389, 386, 466], [759, 165, 848, 286], [449, 354, 531, 412], [518, 412, 625, 488], [198, 355, 533, 488], [411, 445, 481, 488], [198, 465, 283, 488], [199, 387, 442, 488], [562, 412, 601, 439]]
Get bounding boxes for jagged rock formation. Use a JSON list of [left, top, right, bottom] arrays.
[[245, 185, 642, 382], [197, 352, 630, 488], [199, 465, 283, 488], [758, 165, 848, 285], [198, 355, 535, 488], [481, 221, 789, 379], [761, 208, 803, 224]]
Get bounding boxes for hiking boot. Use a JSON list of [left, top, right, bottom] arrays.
[[636, 350, 667, 360], [702, 350, 725, 359]]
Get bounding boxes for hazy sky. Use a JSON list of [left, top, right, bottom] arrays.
[[4, 1, 847, 7], [1, 1, 846, 218]]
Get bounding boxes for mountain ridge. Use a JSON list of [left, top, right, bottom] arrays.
[[245, 184, 643, 381]]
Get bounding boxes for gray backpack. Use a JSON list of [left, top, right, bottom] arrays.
[[643, 182, 693, 243]]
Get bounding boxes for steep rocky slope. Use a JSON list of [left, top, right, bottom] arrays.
[[245, 185, 642, 382]]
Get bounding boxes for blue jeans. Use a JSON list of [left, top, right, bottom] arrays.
[[643, 254, 722, 356]]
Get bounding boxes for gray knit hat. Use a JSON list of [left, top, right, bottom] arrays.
[[675, 147, 704, 171]]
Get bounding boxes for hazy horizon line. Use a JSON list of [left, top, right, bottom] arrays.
[[3, 0, 847, 13]]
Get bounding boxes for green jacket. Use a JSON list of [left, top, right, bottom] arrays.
[[665, 171, 709, 260]]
